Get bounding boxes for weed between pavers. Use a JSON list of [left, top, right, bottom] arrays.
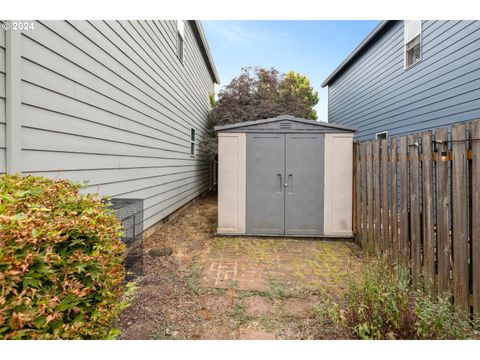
[[264, 277, 293, 299], [230, 300, 253, 327], [227, 279, 239, 289], [185, 260, 203, 295]]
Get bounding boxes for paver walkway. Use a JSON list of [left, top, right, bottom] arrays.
[[116, 194, 364, 340]]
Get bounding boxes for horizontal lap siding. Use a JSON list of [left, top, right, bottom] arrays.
[[328, 20, 480, 140], [0, 21, 5, 172], [19, 20, 214, 230]]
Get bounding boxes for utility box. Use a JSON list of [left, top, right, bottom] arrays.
[[215, 115, 356, 238]]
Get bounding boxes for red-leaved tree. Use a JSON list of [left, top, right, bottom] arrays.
[[201, 67, 319, 159]]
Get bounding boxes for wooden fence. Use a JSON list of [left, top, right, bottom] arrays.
[[353, 119, 480, 317]]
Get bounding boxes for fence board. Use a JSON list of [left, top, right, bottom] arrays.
[[421, 131, 435, 291], [409, 134, 421, 285], [354, 142, 360, 241], [434, 127, 450, 296], [471, 119, 480, 316], [390, 137, 398, 261], [381, 139, 389, 254], [399, 136, 409, 266], [361, 142, 368, 248], [373, 141, 381, 251], [367, 142, 374, 250], [451, 123, 469, 311]]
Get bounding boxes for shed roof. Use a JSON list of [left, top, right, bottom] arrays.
[[321, 20, 395, 88], [214, 115, 357, 133]]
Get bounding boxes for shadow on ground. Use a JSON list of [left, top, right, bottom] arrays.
[[116, 194, 364, 340]]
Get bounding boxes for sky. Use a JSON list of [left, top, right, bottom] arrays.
[[203, 20, 380, 122]]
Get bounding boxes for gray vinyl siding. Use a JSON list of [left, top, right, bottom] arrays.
[[328, 20, 480, 140], [0, 21, 6, 172], [14, 20, 214, 230]]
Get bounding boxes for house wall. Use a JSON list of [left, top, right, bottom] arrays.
[[2, 20, 215, 231], [323, 133, 353, 237], [328, 20, 480, 140], [217, 133, 246, 234]]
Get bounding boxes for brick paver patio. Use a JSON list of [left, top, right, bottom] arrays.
[[200, 236, 361, 292]]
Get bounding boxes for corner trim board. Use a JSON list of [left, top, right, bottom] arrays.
[[5, 24, 22, 174]]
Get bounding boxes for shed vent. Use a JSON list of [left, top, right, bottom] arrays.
[[279, 121, 292, 129]]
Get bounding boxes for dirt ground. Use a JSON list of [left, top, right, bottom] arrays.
[[116, 194, 364, 340]]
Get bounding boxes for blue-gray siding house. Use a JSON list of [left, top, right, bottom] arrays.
[[322, 20, 480, 140]]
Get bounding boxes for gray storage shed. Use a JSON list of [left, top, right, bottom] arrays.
[[215, 115, 356, 237]]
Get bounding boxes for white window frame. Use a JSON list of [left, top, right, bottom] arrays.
[[177, 20, 185, 63], [190, 128, 196, 157], [375, 131, 388, 140], [404, 20, 422, 69]]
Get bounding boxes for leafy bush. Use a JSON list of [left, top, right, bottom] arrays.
[[318, 257, 480, 339], [0, 174, 126, 339]]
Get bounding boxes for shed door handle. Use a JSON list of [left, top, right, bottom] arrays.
[[286, 174, 293, 193], [277, 174, 283, 192]]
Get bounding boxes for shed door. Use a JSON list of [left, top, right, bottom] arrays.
[[246, 134, 285, 235], [284, 134, 324, 235], [246, 133, 324, 236]]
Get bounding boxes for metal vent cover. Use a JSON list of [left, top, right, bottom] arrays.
[[109, 198, 144, 279]]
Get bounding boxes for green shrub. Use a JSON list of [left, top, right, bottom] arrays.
[[0, 174, 126, 339], [340, 257, 480, 339]]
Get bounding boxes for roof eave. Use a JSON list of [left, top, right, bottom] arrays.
[[190, 20, 220, 84], [321, 20, 393, 88]]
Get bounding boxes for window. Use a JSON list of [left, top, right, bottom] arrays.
[[404, 20, 422, 68], [190, 128, 196, 157], [376, 131, 388, 140], [177, 20, 185, 63]]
